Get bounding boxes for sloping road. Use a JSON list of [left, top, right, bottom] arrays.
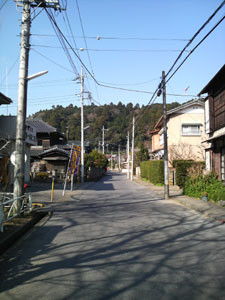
[[1, 173, 225, 300]]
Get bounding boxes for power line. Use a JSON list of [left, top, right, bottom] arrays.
[[0, 56, 20, 85], [31, 33, 190, 41], [165, 0, 225, 80], [31, 48, 74, 73], [32, 44, 190, 53], [75, 0, 101, 105], [0, 0, 8, 11], [166, 15, 225, 84]]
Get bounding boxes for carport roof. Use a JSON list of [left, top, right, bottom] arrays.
[[0, 93, 12, 105]]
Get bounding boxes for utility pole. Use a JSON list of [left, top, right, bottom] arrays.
[[131, 116, 135, 181], [14, 0, 61, 211], [13, 1, 31, 209], [162, 71, 169, 199], [111, 151, 113, 170], [80, 67, 84, 183], [127, 131, 130, 179], [102, 125, 105, 154], [118, 144, 121, 171]]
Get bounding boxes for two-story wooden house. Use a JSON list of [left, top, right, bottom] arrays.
[[151, 99, 207, 167], [199, 65, 225, 180]]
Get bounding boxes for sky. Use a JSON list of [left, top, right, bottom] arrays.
[[0, 0, 224, 117]]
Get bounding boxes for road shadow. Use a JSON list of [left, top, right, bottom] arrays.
[[1, 173, 225, 299]]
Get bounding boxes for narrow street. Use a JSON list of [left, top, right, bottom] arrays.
[[1, 173, 225, 300]]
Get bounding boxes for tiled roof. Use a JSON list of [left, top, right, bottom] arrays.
[[39, 146, 69, 157], [30, 148, 43, 157], [26, 119, 56, 133], [0, 92, 12, 105]]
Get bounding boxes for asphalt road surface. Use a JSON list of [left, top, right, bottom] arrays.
[[1, 173, 225, 300]]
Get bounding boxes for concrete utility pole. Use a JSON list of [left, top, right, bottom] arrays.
[[80, 67, 84, 183], [102, 126, 108, 154], [111, 151, 113, 170], [13, 1, 31, 209], [14, 0, 61, 211], [131, 116, 135, 181], [127, 131, 130, 179], [118, 144, 121, 171], [162, 71, 169, 199], [102, 125, 105, 154]]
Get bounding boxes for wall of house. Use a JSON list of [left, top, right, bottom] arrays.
[[167, 106, 207, 164], [152, 133, 162, 152]]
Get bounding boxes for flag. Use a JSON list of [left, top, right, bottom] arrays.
[[68, 145, 81, 175]]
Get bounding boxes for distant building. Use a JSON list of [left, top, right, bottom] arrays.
[[150, 99, 207, 166], [199, 65, 225, 180], [0, 116, 36, 191], [27, 119, 70, 179]]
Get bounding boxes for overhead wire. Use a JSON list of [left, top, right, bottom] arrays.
[[47, 9, 80, 77], [165, 14, 225, 84], [31, 33, 189, 42], [128, 1, 225, 134], [0, 0, 8, 11], [0, 55, 20, 85], [75, 0, 101, 105], [31, 44, 190, 53], [165, 0, 225, 80]]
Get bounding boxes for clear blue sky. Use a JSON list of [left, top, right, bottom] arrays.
[[0, 0, 224, 116]]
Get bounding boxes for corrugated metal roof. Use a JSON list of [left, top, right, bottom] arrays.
[[26, 119, 56, 133]]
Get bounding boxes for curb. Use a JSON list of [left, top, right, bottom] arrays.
[[0, 211, 49, 256]]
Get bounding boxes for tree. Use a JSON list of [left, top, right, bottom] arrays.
[[136, 144, 150, 166]]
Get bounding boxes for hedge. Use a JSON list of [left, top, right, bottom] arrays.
[[173, 160, 205, 188], [140, 160, 164, 185]]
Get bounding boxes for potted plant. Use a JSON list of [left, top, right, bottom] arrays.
[[201, 192, 208, 202]]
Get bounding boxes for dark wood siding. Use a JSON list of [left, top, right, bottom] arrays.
[[214, 90, 225, 131], [213, 149, 221, 179]]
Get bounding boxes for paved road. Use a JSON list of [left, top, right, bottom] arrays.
[[1, 173, 225, 300]]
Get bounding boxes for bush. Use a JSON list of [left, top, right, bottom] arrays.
[[140, 160, 164, 185], [84, 150, 108, 179], [174, 160, 205, 188], [185, 173, 225, 202], [36, 172, 48, 179]]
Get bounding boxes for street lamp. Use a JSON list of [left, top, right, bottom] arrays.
[[14, 70, 48, 209]]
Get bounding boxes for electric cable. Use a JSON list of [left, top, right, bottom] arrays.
[[0, 0, 8, 11], [166, 15, 225, 84], [31, 33, 189, 42], [165, 0, 225, 79]]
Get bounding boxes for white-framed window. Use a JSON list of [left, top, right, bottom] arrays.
[[181, 124, 201, 136], [159, 133, 164, 145]]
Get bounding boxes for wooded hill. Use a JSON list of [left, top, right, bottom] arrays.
[[31, 101, 181, 150]]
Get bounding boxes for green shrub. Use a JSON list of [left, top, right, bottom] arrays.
[[185, 173, 225, 202], [140, 160, 164, 185], [84, 150, 108, 179], [36, 171, 48, 179], [174, 160, 205, 188]]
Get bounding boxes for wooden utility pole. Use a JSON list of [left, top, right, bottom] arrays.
[[162, 71, 169, 199]]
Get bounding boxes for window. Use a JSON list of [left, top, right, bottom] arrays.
[[181, 124, 201, 136]]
